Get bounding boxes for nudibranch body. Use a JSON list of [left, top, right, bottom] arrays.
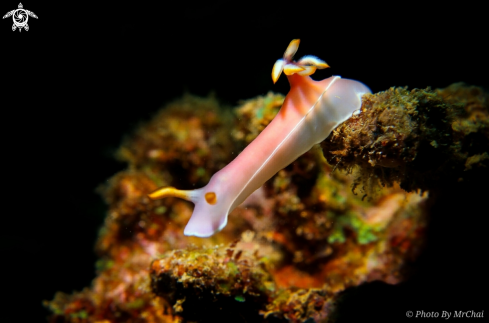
[[149, 40, 371, 237]]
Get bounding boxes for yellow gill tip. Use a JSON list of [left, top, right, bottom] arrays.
[[284, 39, 300, 61], [272, 59, 285, 83], [297, 55, 330, 69], [297, 65, 317, 76], [284, 63, 305, 75]]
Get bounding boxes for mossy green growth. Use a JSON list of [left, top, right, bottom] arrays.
[[328, 227, 346, 244], [234, 92, 285, 146], [196, 167, 206, 178], [328, 211, 378, 245], [255, 106, 265, 120], [322, 84, 489, 193], [259, 95, 282, 120], [70, 310, 88, 319], [219, 282, 231, 293], [154, 206, 167, 214], [51, 307, 64, 315], [143, 166, 166, 187], [272, 289, 291, 305], [255, 96, 280, 120], [263, 281, 276, 292], [126, 298, 145, 309], [226, 260, 240, 275], [314, 167, 371, 212], [95, 258, 114, 272], [151, 245, 278, 319]]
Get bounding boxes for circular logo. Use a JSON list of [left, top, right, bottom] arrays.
[[13, 9, 28, 28]]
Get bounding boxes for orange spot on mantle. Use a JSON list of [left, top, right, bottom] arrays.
[[205, 192, 217, 205]]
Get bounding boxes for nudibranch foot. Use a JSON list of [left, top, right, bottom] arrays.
[[149, 39, 370, 238]]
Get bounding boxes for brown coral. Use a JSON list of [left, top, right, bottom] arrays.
[[150, 244, 275, 322], [321, 83, 489, 194], [46, 92, 432, 323]]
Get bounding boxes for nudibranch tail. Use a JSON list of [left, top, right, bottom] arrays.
[[271, 39, 329, 83]]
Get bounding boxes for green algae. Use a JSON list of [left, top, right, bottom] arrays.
[[126, 298, 145, 309], [154, 206, 167, 214], [234, 295, 246, 302], [328, 211, 379, 245], [95, 258, 114, 272], [70, 310, 88, 319]]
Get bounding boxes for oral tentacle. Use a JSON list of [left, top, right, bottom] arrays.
[[148, 187, 203, 203]]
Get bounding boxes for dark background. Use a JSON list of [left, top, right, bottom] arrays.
[[1, 2, 487, 322]]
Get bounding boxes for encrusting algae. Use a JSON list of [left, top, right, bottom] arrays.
[[45, 83, 488, 322], [322, 83, 489, 195]]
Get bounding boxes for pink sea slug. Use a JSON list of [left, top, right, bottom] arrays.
[[149, 39, 371, 237]]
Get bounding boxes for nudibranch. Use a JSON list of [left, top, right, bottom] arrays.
[[149, 39, 371, 237]]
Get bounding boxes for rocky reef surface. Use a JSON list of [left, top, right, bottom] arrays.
[[45, 84, 488, 322]]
